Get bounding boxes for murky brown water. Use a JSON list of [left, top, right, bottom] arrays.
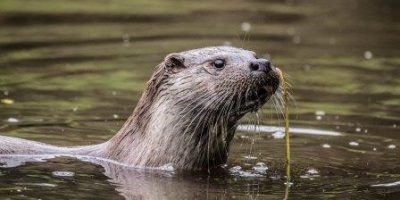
[[0, 0, 399, 199]]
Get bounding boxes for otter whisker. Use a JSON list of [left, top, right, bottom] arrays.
[[168, 91, 215, 133], [178, 94, 229, 168], [212, 93, 235, 164]]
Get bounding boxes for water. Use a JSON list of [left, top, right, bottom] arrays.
[[0, 0, 399, 199]]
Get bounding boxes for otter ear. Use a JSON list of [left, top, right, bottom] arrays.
[[163, 53, 186, 73]]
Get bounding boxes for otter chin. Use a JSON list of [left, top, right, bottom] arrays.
[[0, 46, 281, 170]]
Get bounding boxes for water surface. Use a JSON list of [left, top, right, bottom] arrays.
[[0, 0, 399, 199]]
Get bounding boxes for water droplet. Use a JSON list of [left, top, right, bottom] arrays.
[[284, 182, 294, 186], [241, 171, 263, 177], [364, 51, 373, 59], [243, 155, 257, 160], [7, 117, 19, 123], [229, 166, 242, 173], [349, 141, 359, 146], [252, 162, 268, 173], [272, 131, 285, 139], [158, 163, 175, 171], [52, 171, 75, 177], [1, 98, 14, 105], [307, 168, 319, 175], [241, 22, 251, 32], [240, 135, 250, 139], [322, 144, 331, 148], [300, 168, 320, 179]]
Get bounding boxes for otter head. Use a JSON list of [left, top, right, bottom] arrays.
[[158, 46, 281, 123], [115, 46, 281, 169]]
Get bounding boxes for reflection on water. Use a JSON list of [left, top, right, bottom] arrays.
[[0, 0, 399, 199]]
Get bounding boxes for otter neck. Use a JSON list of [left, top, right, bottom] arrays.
[[105, 69, 238, 170]]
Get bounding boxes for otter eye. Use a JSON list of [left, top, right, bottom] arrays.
[[213, 59, 225, 69]]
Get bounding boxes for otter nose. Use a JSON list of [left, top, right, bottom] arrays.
[[249, 59, 272, 73]]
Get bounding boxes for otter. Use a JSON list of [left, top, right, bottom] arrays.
[[0, 46, 281, 170]]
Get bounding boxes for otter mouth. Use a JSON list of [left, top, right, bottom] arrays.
[[228, 87, 271, 123], [226, 67, 282, 124], [229, 69, 281, 122], [241, 87, 270, 114]]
